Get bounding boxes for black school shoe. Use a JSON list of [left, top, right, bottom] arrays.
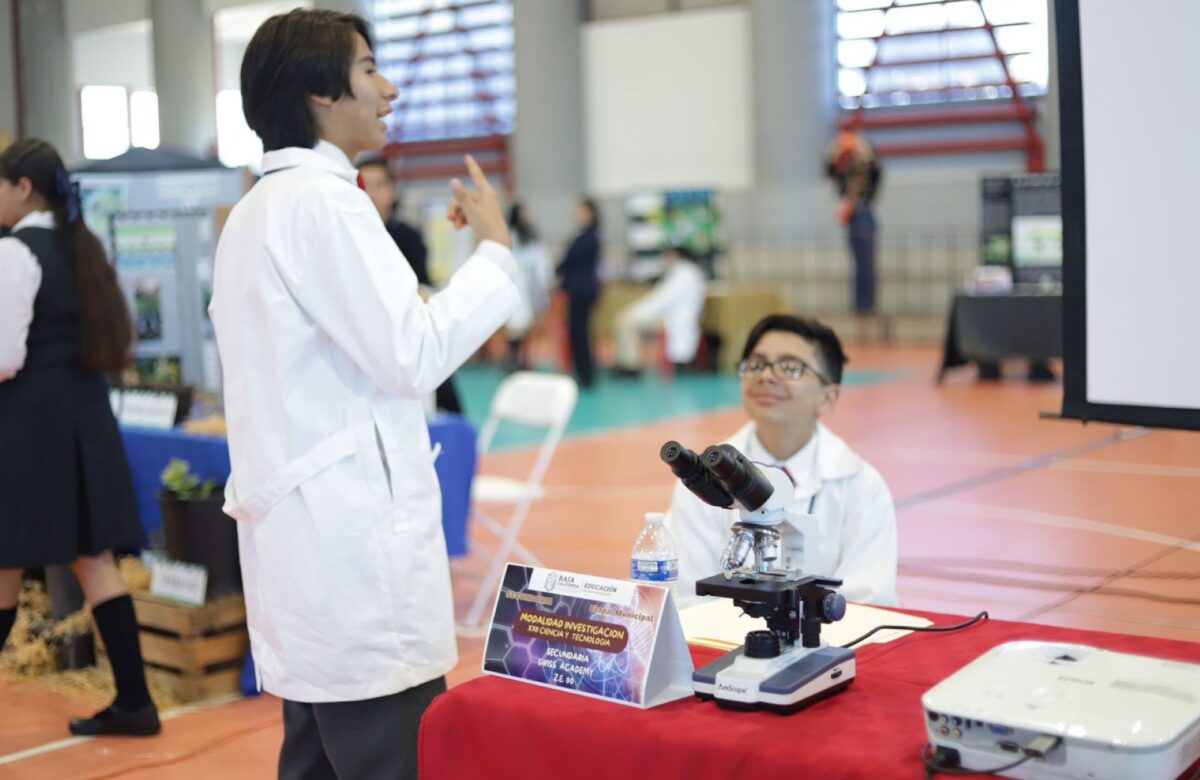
[[69, 702, 161, 737]]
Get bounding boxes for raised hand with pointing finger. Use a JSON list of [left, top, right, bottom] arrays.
[[447, 154, 511, 249]]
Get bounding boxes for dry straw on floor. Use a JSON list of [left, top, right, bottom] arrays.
[[0, 558, 185, 709]]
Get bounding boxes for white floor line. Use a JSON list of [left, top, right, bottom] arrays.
[[1050, 460, 1200, 478], [920, 499, 1200, 554], [0, 736, 91, 766], [0, 693, 246, 766]]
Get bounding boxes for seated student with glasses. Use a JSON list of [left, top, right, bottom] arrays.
[[665, 314, 898, 606]]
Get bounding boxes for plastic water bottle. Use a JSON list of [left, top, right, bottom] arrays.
[[631, 512, 679, 594]]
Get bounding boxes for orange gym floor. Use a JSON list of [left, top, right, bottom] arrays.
[[2, 344, 1197, 778]]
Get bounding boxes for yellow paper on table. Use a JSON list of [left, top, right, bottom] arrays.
[[679, 599, 933, 651]]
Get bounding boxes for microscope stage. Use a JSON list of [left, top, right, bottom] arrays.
[[695, 572, 837, 606]]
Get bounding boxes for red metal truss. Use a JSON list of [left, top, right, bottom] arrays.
[[373, 1, 513, 188], [381, 135, 512, 191], [839, 0, 1046, 172]]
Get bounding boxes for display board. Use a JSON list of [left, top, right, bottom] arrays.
[[979, 173, 1061, 285], [625, 189, 720, 280], [113, 209, 221, 393]]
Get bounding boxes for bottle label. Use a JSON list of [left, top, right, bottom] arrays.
[[631, 558, 678, 582]]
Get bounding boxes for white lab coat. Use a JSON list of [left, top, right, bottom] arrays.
[[209, 142, 520, 703], [625, 260, 707, 362], [665, 421, 898, 607]]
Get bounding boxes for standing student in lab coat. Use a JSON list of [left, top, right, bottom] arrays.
[[208, 10, 520, 779], [665, 314, 898, 607], [612, 244, 707, 376]]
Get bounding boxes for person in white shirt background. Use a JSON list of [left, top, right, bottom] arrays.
[[612, 244, 708, 377], [0, 138, 159, 737], [665, 313, 898, 607], [208, 9, 520, 779], [503, 201, 552, 371]]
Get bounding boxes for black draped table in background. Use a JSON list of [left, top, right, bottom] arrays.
[[939, 292, 1062, 381]]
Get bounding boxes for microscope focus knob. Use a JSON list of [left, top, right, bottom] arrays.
[[744, 630, 781, 659], [822, 592, 847, 622]]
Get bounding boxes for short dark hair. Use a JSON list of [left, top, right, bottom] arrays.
[[741, 314, 848, 385], [241, 9, 373, 152], [579, 197, 600, 229], [356, 156, 393, 179], [508, 201, 538, 244], [666, 243, 698, 262]]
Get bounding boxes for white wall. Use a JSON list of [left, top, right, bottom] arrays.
[[65, 0, 148, 36], [0, 7, 18, 144], [214, 1, 313, 90], [32, 0, 1058, 239], [582, 8, 754, 196], [19, 0, 80, 162], [589, 0, 742, 21], [73, 20, 155, 90]]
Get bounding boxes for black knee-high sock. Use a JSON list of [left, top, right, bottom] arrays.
[[0, 606, 15, 651], [92, 595, 152, 710]]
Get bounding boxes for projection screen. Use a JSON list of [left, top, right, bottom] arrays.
[[1058, 0, 1200, 430]]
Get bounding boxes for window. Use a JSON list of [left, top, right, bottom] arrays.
[[836, 0, 1049, 110], [372, 0, 515, 143], [129, 91, 160, 150], [81, 86, 160, 160], [215, 89, 263, 169]]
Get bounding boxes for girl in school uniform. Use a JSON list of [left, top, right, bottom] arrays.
[[0, 138, 159, 736]]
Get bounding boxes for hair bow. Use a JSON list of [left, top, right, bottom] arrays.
[[54, 169, 82, 225]]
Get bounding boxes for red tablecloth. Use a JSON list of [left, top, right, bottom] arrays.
[[420, 610, 1200, 779]]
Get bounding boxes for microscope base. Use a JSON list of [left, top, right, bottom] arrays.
[[693, 644, 855, 714]]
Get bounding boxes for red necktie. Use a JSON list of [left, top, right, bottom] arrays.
[[356, 172, 366, 191]]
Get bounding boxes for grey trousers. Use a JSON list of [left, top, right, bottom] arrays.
[[278, 677, 447, 780]]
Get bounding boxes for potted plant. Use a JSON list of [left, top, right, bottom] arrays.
[[158, 458, 241, 598]]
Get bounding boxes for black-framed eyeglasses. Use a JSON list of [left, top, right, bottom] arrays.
[[737, 356, 831, 385]]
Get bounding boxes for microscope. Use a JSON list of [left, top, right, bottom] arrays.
[[661, 440, 856, 713]]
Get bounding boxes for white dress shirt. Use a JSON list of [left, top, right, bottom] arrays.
[[666, 421, 899, 607], [0, 211, 51, 381], [624, 260, 707, 362]]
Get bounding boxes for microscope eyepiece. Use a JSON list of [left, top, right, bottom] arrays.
[[700, 444, 774, 511], [661, 440, 735, 508]]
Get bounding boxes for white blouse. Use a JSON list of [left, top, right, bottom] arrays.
[[0, 210, 52, 381]]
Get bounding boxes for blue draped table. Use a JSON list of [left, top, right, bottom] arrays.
[[119, 413, 478, 555]]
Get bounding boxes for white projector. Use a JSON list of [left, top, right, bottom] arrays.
[[922, 641, 1200, 780]]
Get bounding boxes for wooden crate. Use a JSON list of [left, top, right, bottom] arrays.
[[98, 593, 249, 703]]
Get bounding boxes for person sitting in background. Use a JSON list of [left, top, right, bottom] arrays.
[[357, 156, 464, 413], [665, 313, 898, 607], [556, 197, 602, 389], [612, 244, 707, 378], [504, 202, 552, 371]]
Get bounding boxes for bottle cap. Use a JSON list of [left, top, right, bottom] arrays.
[[644, 512, 665, 523]]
